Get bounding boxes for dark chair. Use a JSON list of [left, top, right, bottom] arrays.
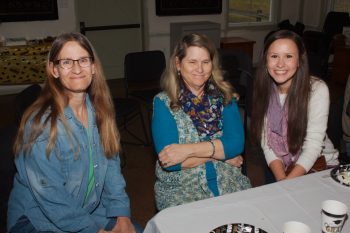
[[327, 96, 344, 151], [264, 20, 305, 43], [294, 21, 305, 36], [218, 49, 254, 176], [303, 11, 350, 79], [1, 84, 42, 229], [14, 84, 42, 123], [113, 97, 150, 146], [113, 97, 151, 167], [327, 95, 350, 164], [0, 124, 17, 230], [123, 50, 166, 145], [124, 50, 166, 111], [278, 19, 305, 36], [326, 95, 350, 164], [218, 49, 254, 133]]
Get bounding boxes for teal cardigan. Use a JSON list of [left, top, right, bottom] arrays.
[[151, 92, 251, 210]]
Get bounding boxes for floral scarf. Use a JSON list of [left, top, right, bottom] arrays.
[[179, 81, 224, 140], [266, 84, 301, 169]]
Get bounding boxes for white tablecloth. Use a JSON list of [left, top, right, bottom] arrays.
[[144, 169, 350, 233]]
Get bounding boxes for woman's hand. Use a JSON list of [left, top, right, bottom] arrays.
[[159, 144, 189, 167], [225, 155, 244, 167], [269, 160, 287, 181], [111, 216, 136, 233], [286, 164, 306, 179]]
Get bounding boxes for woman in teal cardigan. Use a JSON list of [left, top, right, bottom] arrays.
[[152, 33, 251, 211]]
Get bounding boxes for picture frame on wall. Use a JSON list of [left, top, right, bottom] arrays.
[[156, 0, 222, 16], [0, 0, 58, 22]]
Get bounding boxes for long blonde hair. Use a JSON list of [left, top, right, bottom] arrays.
[[161, 33, 236, 110], [14, 32, 120, 158]]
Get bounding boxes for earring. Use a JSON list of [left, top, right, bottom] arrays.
[[207, 75, 214, 89], [177, 70, 181, 77]]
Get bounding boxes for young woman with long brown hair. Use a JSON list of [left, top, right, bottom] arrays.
[[251, 30, 338, 182]]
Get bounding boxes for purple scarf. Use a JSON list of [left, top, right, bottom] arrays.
[[266, 85, 300, 169]]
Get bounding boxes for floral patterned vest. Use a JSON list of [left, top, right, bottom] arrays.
[[154, 92, 251, 211]]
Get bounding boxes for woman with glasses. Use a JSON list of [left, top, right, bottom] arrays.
[[7, 32, 142, 233]]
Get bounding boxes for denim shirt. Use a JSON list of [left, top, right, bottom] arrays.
[[7, 96, 130, 233]]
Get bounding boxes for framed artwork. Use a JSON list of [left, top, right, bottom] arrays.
[[0, 0, 58, 22], [156, 0, 222, 16]]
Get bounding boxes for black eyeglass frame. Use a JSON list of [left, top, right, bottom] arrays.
[[54, 56, 94, 69]]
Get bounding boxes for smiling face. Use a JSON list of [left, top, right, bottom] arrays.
[[266, 38, 299, 93], [176, 46, 213, 96], [51, 41, 95, 95]]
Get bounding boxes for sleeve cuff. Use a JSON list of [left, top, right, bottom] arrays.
[[106, 206, 131, 218], [80, 224, 100, 233], [296, 155, 317, 173], [163, 163, 181, 171]]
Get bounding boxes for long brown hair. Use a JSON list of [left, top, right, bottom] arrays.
[[14, 32, 120, 157], [161, 33, 235, 110], [250, 30, 311, 154]]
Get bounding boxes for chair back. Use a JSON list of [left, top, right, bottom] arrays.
[[124, 50, 166, 95], [327, 96, 344, 150], [323, 11, 349, 39], [15, 84, 42, 123], [218, 49, 254, 114], [218, 49, 254, 140], [302, 11, 349, 79]]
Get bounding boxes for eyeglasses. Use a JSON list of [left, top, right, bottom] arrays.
[[55, 57, 93, 69]]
